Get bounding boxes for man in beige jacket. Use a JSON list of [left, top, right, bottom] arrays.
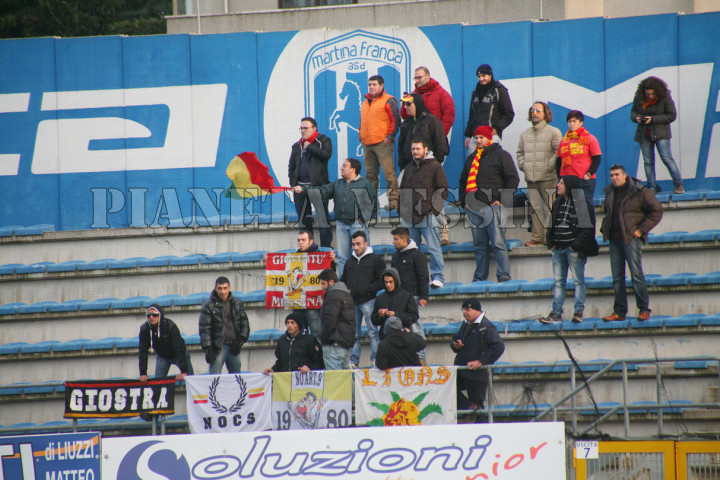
[[516, 102, 563, 246]]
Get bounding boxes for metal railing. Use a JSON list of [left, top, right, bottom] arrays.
[[1, 356, 718, 437]]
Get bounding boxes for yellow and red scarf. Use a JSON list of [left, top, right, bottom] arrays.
[[465, 141, 492, 192], [559, 127, 591, 168]]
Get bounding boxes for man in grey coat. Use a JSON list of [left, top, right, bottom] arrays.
[[517, 101, 562, 246]]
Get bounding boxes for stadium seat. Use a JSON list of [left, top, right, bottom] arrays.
[[46, 260, 86, 273], [174, 292, 208, 306], [0, 303, 26, 315], [681, 229, 720, 242], [76, 258, 114, 271], [652, 272, 696, 286], [239, 290, 265, 303], [428, 281, 461, 295], [108, 257, 148, 269], [170, 254, 206, 266], [79, 298, 118, 311], [688, 271, 720, 285], [19, 340, 61, 354], [0, 342, 30, 355], [84, 337, 123, 350], [646, 231, 687, 244], [115, 337, 139, 349], [147, 294, 181, 307], [110, 296, 153, 309], [17, 301, 59, 314], [520, 278, 554, 292], [49, 299, 88, 312], [54, 339, 91, 352], [487, 279, 527, 293], [455, 281, 493, 294]]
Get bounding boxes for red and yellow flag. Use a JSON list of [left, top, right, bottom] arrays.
[[225, 151, 288, 198]]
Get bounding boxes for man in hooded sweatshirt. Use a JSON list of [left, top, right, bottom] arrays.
[[390, 226, 429, 364], [264, 312, 324, 374], [371, 268, 419, 338], [340, 230, 386, 368], [375, 316, 426, 370], [318, 269, 356, 370], [397, 93, 448, 171], [139, 304, 193, 382], [539, 175, 599, 324], [464, 64, 514, 151]]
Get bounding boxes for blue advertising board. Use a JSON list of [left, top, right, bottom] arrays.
[[0, 431, 100, 479], [1, 12, 719, 231]]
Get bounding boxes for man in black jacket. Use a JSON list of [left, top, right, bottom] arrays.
[[264, 312, 324, 374], [397, 93, 448, 171], [139, 304, 193, 382], [390, 227, 429, 365], [288, 117, 333, 247], [464, 64, 514, 151], [371, 268, 418, 339], [340, 230, 385, 368], [540, 175, 599, 324], [318, 269, 355, 370], [451, 298, 505, 411], [459, 125, 519, 283], [199, 276, 251, 374], [375, 317, 426, 370]]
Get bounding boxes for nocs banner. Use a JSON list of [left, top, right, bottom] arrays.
[[102, 422, 566, 479], [64, 378, 176, 418], [2, 13, 720, 231], [0, 432, 100, 480]]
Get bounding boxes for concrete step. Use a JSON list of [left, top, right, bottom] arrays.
[[0, 199, 716, 266], [0, 240, 717, 306]]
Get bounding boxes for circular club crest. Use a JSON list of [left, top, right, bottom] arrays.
[[264, 27, 452, 187]]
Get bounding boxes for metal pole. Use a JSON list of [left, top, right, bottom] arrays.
[[622, 362, 629, 437], [656, 363, 663, 436], [570, 366, 577, 435]]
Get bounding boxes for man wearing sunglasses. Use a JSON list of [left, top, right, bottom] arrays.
[[139, 304, 193, 382]]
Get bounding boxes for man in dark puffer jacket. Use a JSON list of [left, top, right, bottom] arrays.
[[264, 312, 324, 374]]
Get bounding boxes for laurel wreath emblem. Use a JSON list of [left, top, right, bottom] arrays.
[[208, 375, 248, 414]]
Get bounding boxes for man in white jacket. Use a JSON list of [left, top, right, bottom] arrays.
[[516, 102, 562, 246]]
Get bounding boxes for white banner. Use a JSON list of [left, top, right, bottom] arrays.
[[102, 422, 567, 479], [272, 370, 353, 430], [354, 366, 457, 426], [185, 373, 272, 433]]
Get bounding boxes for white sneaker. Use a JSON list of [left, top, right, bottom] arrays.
[[430, 279, 444, 288]]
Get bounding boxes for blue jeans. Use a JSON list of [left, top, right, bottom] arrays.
[[293, 189, 333, 247], [640, 137, 683, 189], [401, 215, 444, 282], [551, 247, 587, 315], [335, 220, 370, 278], [609, 239, 650, 316], [155, 351, 194, 377], [209, 345, 242, 374], [294, 308, 322, 340], [350, 299, 378, 365], [323, 344, 350, 370], [466, 203, 511, 282]]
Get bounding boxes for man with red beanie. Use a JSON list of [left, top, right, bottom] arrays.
[[459, 125, 519, 283]]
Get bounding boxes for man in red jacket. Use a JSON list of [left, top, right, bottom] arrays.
[[401, 67, 455, 137]]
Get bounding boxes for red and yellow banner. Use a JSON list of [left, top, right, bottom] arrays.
[[265, 252, 332, 309]]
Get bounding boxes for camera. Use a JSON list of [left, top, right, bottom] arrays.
[[637, 115, 648, 124]]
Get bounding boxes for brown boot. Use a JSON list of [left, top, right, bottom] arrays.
[[440, 224, 450, 246]]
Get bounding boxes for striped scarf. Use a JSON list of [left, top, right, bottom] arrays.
[[465, 141, 491, 192], [559, 127, 591, 168]]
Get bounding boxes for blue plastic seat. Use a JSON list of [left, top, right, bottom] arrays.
[[503, 361, 542, 374], [372, 244, 393, 256], [0, 342, 30, 355], [169, 254, 205, 266], [580, 401, 621, 415], [655, 193, 671, 203], [79, 298, 117, 311], [455, 281, 493, 294], [17, 301, 59, 314], [0, 382, 31, 395], [421, 323, 438, 334], [47, 260, 86, 273], [54, 338, 92, 352], [49, 299, 88, 312], [520, 278, 554, 292], [529, 320, 562, 332], [0, 263, 25, 275], [513, 403, 551, 416], [174, 292, 208, 306], [235, 251, 265, 262], [182, 333, 201, 345], [672, 190, 707, 201], [665, 313, 704, 327], [110, 296, 152, 309], [427, 322, 462, 335], [507, 319, 533, 333], [15, 224, 54, 236], [681, 229, 720, 242], [660, 399, 693, 414], [0, 303, 26, 315], [76, 258, 114, 271], [699, 314, 720, 326], [562, 318, 597, 331], [85, 337, 123, 350], [586, 276, 614, 289], [448, 242, 474, 253], [652, 272, 696, 287], [506, 239, 523, 250], [630, 315, 663, 328], [689, 271, 720, 285], [20, 340, 61, 354], [239, 290, 265, 303], [487, 279, 527, 293], [646, 231, 687, 244], [490, 403, 517, 417], [674, 359, 709, 369], [147, 294, 180, 307], [143, 255, 181, 267], [108, 257, 148, 269], [0, 225, 22, 237], [429, 281, 461, 295], [249, 329, 283, 342], [704, 190, 720, 200], [115, 337, 139, 349]]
